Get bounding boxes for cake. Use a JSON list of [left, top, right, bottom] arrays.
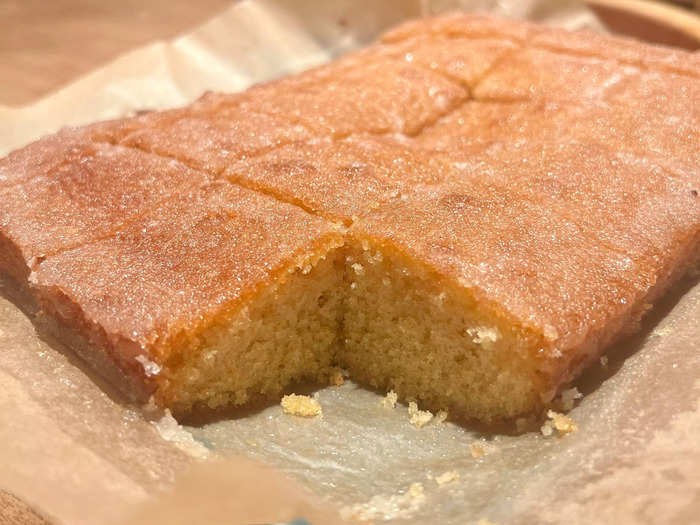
[[0, 13, 698, 424]]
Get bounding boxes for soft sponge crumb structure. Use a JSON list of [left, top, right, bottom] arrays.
[[382, 390, 398, 409], [408, 402, 434, 428], [281, 394, 323, 418], [1, 13, 699, 426], [541, 410, 578, 436], [342, 240, 548, 422], [159, 249, 344, 414]]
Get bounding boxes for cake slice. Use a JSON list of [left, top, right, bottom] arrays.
[[29, 180, 345, 411]]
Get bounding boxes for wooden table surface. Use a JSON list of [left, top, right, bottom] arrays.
[[0, 0, 232, 107]]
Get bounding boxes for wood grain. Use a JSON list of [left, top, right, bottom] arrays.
[[0, 0, 232, 106], [588, 0, 700, 49]]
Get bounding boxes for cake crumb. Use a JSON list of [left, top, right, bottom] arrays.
[[408, 401, 433, 427], [281, 394, 322, 417], [340, 482, 425, 521], [470, 440, 496, 458], [382, 390, 398, 409], [600, 355, 609, 368], [435, 410, 448, 423], [435, 470, 459, 485], [541, 410, 578, 436]]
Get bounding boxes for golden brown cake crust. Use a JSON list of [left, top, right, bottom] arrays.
[[29, 180, 341, 401], [0, 139, 210, 283], [0, 13, 698, 421]]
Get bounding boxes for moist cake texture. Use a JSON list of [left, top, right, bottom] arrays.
[[1, 13, 698, 423]]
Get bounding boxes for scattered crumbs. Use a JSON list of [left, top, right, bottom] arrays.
[[382, 390, 398, 409], [600, 355, 609, 368], [558, 386, 583, 411], [408, 401, 433, 428], [246, 440, 258, 447], [340, 482, 425, 521], [541, 422, 554, 437], [476, 520, 499, 525], [465, 326, 500, 344], [541, 410, 578, 437], [435, 470, 459, 486], [470, 440, 496, 458], [281, 394, 322, 417], [435, 410, 448, 424]]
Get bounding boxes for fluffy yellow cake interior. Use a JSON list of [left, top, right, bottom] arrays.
[[340, 238, 548, 422], [156, 245, 345, 415], [156, 234, 554, 423]]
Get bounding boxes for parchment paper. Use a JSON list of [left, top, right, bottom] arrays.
[[1, 1, 699, 524]]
